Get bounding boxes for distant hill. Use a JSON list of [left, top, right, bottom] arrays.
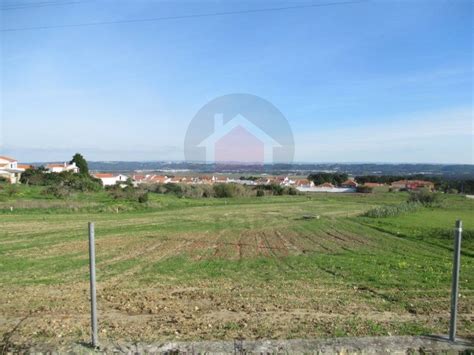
[[75, 161, 474, 178]]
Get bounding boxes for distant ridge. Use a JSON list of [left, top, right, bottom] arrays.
[[27, 161, 473, 177]]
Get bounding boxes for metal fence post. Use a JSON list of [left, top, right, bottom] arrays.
[[449, 219, 462, 342], [88, 222, 99, 347]]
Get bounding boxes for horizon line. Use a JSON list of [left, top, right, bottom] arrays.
[[20, 160, 474, 166]]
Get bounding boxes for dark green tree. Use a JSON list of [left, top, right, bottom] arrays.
[[70, 153, 89, 175]]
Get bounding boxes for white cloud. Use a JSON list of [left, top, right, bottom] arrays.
[[295, 106, 473, 163]]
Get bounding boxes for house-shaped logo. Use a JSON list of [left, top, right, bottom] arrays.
[[197, 114, 282, 164], [184, 93, 294, 164]]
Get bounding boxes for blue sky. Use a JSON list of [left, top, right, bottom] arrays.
[[1, 0, 472, 163]]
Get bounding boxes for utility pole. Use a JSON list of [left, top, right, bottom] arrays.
[[449, 220, 462, 342], [88, 222, 99, 348]]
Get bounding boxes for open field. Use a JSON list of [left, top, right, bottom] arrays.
[[0, 186, 473, 348]]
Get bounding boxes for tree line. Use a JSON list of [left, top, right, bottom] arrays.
[[305, 172, 474, 194], [307, 172, 348, 186]]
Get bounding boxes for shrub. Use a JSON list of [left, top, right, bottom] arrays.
[[286, 186, 299, 195], [108, 185, 147, 202], [138, 192, 149, 203], [270, 184, 284, 196], [253, 184, 299, 196], [65, 174, 103, 192], [149, 183, 217, 198], [42, 185, 71, 198], [213, 183, 245, 198], [20, 167, 102, 192], [363, 202, 421, 218], [201, 184, 215, 198], [356, 185, 374, 193], [163, 183, 184, 197], [150, 182, 299, 199], [6, 184, 19, 197], [408, 189, 440, 206]]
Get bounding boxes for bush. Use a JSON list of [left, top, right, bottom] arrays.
[[20, 167, 102, 192], [270, 184, 284, 196], [149, 182, 300, 199], [213, 183, 246, 198], [138, 192, 149, 203], [286, 186, 299, 195], [108, 185, 148, 202], [42, 185, 71, 198], [6, 184, 19, 197], [363, 202, 421, 218], [65, 174, 103, 192], [408, 190, 441, 206], [201, 185, 214, 198], [356, 185, 374, 193]]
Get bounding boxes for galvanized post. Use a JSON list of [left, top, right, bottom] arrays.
[[449, 219, 462, 342], [88, 222, 99, 347]]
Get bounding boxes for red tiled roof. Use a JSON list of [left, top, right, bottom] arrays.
[[150, 175, 168, 181], [93, 173, 114, 178], [0, 156, 17, 162], [17, 164, 33, 170], [342, 179, 357, 187]]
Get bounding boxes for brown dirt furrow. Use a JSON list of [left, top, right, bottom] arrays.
[[299, 230, 335, 253], [275, 230, 301, 255]]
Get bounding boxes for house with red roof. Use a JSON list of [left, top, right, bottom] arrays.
[[391, 180, 434, 191], [17, 164, 33, 170], [295, 179, 314, 188], [46, 162, 79, 173], [0, 156, 25, 183], [341, 179, 358, 188], [92, 173, 129, 186]]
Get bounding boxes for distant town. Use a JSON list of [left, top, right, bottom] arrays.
[[0, 155, 443, 193]]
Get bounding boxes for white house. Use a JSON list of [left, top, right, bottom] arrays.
[[278, 176, 296, 186], [0, 156, 25, 183], [197, 114, 282, 164], [92, 173, 129, 186], [46, 162, 79, 173]]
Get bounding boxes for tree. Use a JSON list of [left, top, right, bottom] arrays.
[[308, 172, 348, 186], [70, 153, 89, 175]]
